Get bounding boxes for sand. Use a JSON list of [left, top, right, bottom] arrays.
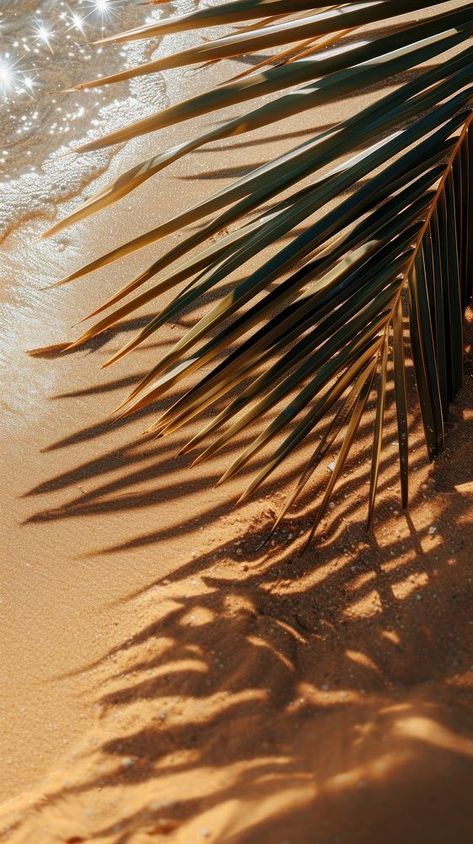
[[1, 3, 473, 842]]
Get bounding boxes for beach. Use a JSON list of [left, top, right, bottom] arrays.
[[1, 1, 473, 841]]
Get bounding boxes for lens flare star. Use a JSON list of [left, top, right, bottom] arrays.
[[0, 53, 36, 100], [81, 0, 124, 29], [33, 22, 53, 51], [68, 12, 86, 35], [0, 57, 14, 96]]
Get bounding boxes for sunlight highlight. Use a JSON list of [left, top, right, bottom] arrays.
[[33, 22, 53, 51], [0, 57, 14, 96], [82, 0, 124, 28]]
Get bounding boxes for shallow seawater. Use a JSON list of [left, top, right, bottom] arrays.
[[0, 0, 170, 239]]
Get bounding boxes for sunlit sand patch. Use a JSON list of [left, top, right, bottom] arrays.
[[395, 717, 473, 759]]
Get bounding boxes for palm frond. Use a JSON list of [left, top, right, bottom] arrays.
[[40, 0, 473, 545]]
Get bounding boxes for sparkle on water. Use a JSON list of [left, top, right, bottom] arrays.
[[0, 0, 148, 180]]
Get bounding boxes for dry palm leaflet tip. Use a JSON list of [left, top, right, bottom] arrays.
[[37, 0, 473, 548]]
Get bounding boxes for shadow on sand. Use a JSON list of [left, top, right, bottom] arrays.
[[10, 326, 472, 844]]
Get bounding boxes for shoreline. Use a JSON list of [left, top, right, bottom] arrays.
[[0, 0, 167, 242]]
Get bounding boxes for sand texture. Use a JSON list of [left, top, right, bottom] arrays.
[[1, 2, 473, 842]]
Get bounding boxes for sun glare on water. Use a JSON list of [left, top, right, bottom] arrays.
[[0, 0, 137, 180], [0, 0, 127, 105]]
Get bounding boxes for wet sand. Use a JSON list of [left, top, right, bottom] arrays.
[[1, 4, 473, 842]]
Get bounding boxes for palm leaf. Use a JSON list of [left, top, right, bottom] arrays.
[[39, 0, 473, 546]]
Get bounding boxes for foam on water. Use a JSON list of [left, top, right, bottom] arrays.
[[0, 0, 169, 240]]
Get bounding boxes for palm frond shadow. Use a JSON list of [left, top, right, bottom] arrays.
[[15, 1, 473, 838], [195, 125, 334, 151], [24, 362, 473, 842], [23, 350, 403, 524], [42, 0, 473, 546], [24, 332, 471, 578]]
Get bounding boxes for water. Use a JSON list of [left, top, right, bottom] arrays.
[[0, 0, 170, 240]]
